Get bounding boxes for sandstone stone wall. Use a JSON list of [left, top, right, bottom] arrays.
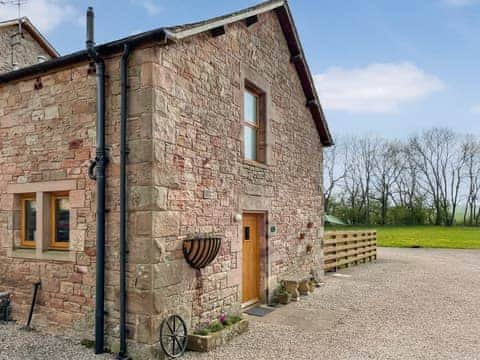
[[0, 10, 325, 359], [145, 9, 324, 339], [0, 24, 52, 74], [0, 47, 164, 356], [0, 63, 97, 337]]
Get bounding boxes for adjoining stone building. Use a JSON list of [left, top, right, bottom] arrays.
[[0, 17, 58, 74], [0, 0, 333, 358]]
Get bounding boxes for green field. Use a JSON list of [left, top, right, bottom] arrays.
[[326, 226, 480, 249]]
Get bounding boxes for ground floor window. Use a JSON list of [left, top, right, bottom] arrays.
[[51, 192, 70, 249], [21, 194, 36, 248], [19, 191, 70, 249]]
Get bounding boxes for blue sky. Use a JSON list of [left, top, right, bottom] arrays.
[[1, 0, 479, 139]]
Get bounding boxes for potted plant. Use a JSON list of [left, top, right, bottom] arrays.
[[275, 284, 292, 305], [188, 312, 248, 352]]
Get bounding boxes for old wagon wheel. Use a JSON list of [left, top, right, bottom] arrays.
[[160, 314, 188, 358]]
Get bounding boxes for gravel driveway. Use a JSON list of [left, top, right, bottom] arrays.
[[184, 247, 480, 360], [1, 248, 479, 359], [0, 323, 113, 360]]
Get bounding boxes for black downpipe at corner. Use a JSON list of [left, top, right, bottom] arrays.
[[84, 7, 167, 356], [86, 7, 107, 355], [117, 43, 131, 360]]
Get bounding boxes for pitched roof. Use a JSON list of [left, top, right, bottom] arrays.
[[0, 1, 332, 146], [0, 17, 59, 58]]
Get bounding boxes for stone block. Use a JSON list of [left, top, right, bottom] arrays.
[[70, 230, 85, 251], [129, 88, 153, 116], [127, 291, 154, 315], [226, 268, 241, 287], [152, 211, 179, 237], [128, 140, 153, 164], [133, 212, 152, 236], [69, 190, 85, 208], [44, 105, 59, 120], [129, 186, 153, 211], [153, 261, 182, 289], [135, 264, 152, 291]]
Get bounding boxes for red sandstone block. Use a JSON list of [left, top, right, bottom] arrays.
[[66, 295, 86, 305], [69, 190, 85, 208]]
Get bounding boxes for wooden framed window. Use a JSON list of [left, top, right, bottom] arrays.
[[244, 88, 258, 161], [50, 192, 70, 249], [243, 84, 266, 163], [21, 194, 36, 248]]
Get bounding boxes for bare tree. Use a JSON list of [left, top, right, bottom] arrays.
[[373, 139, 404, 225], [408, 128, 466, 225], [323, 141, 346, 214], [356, 137, 378, 224], [463, 136, 480, 225], [324, 129, 479, 227]]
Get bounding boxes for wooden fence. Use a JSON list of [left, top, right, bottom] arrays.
[[323, 230, 377, 272]]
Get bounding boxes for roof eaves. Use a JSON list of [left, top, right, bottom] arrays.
[[166, 0, 285, 40], [275, 3, 334, 146], [0, 28, 169, 84]]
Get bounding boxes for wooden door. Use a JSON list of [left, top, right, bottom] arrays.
[[242, 213, 260, 304]]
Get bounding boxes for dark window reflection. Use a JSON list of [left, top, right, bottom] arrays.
[[25, 199, 36, 242], [55, 197, 69, 243], [244, 226, 250, 241]]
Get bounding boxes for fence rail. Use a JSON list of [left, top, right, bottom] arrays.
[[323, 230, 377, 272]]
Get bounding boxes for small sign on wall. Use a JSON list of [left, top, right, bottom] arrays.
[[268, 224, 277, 236], [203, 189, 217, 199]]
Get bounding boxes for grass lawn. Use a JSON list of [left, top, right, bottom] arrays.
[[326, 225, 480, 249]]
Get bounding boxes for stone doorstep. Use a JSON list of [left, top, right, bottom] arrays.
[[187, 319, 249, 352]]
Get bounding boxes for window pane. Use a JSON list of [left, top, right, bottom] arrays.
[[244, 90, 257, 124], [25, 200, 36, 241], [244, 126, 257, 161], [55, 198, 70, 243]]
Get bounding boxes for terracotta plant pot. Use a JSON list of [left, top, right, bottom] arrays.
[[278, 292, 292, 305]]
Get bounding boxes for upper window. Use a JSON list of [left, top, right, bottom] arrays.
[[21, 194, 36, 248], [243, 85, 266, 163], [51, 192, 70, 249]]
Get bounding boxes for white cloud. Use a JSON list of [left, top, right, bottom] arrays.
[[444, 0, 478, 7], [132, 0, 162, 15], [471, 105, 480, 114], [314, 62, 444, 113], [0, 0, 79, 33]]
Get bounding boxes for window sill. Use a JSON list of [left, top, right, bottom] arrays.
[[48, 247, 70, 252], [243, 159, 268, 170], [10, 248, 75, 262], [10, 248, 37, 260], [41, 250, 74, 262]]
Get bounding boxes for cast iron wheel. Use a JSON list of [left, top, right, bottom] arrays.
[[160, 314, 188, 358]]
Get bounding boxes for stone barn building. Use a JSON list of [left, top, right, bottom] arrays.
[[0, 0, 332, 358]]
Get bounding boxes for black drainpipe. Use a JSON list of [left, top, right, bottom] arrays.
[[117, 43, 131, 360], [86, 7, 107, 355]]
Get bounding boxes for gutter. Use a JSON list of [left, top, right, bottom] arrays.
[[86, 7, 107, 355], [0, 28, 172, 84]]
